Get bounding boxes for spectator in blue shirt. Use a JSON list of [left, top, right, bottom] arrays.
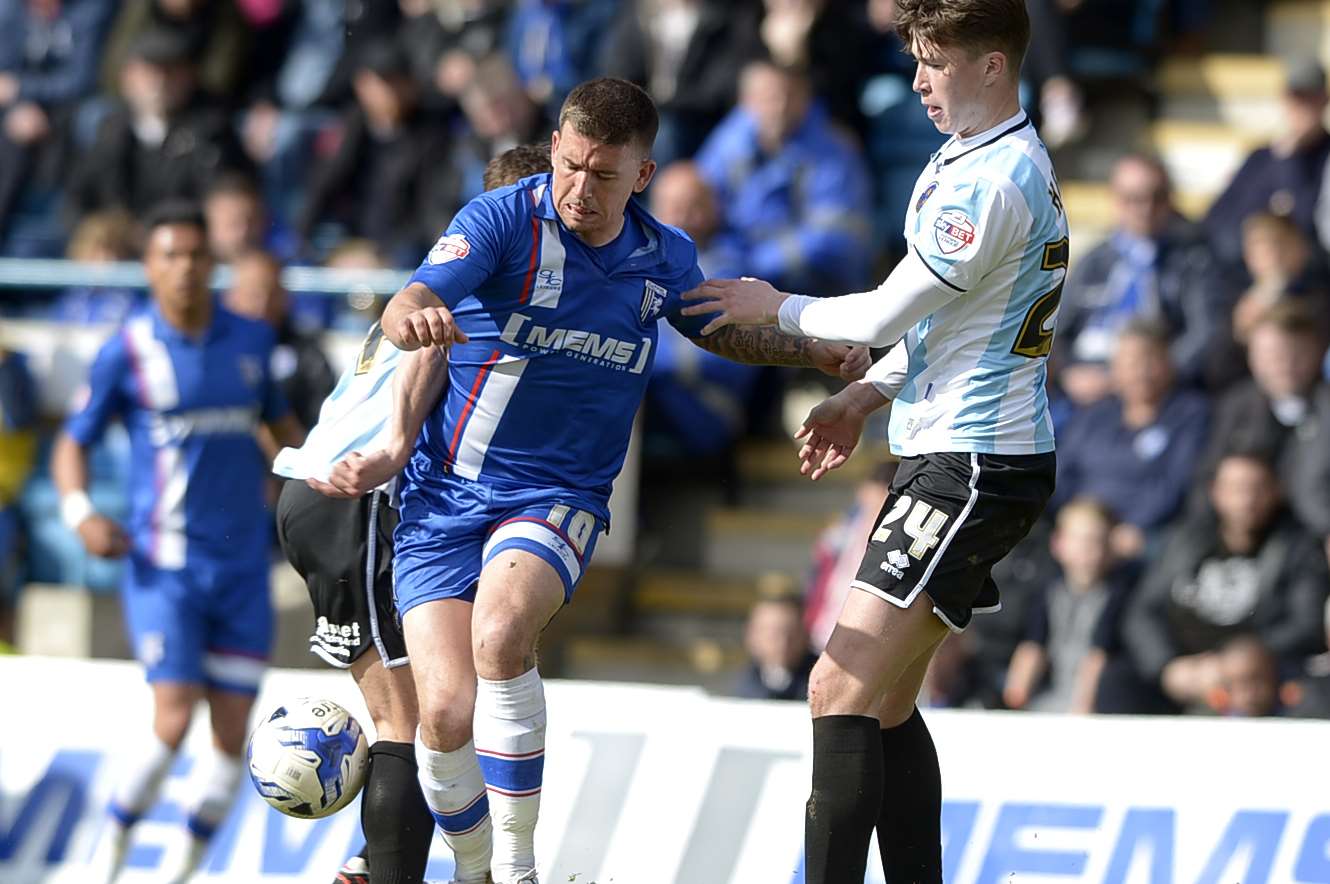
[[0, 0, 114, 250], [695, 59, 873, 297], [1054, 317, 1210, 561], [506, 0, 618, 116]]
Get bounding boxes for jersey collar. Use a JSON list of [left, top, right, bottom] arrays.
[[526, 173, 674, 275], [933, 109, 1031, 170], [149, 298, 228, 344]]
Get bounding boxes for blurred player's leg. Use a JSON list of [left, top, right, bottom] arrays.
[[804, 592, 947, 884], [406, 598, 491, 884], [165, 685, 255, 884], [471, 551, 565, 884], [874, 654, 945, 882], [103, 681, 200, 884], [352, 651, 434, 884]]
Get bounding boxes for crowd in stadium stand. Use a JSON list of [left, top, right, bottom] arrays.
[[3, 0, 1330, 721]]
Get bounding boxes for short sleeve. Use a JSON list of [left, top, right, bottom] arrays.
[[64, 333, 130, 445], [664, 263, 712, 339], [407, 193, 520, 309], [911, 176, 1025, 293]]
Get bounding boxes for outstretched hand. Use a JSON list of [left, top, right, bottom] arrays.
[[679, 277, 787, 335], [795, 392, 867, 481], [306, 449, 403, 499]]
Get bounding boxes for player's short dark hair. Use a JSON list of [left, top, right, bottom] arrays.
[[483, 142, 553, 191], [895, 0, 1030, 76], [143, 199, 207, 238], [558, 78, 658, 155]]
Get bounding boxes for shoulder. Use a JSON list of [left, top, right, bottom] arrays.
[[1168, 389, 1211, 420], [217, 307, 278, 350], [634, 204, 702, 279]]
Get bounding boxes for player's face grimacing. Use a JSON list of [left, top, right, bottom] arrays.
[[550, 126, 656, 247], [910, 38, 1003, 138]]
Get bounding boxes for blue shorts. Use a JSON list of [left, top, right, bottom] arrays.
[[122, 554, 272, 694], [393, 461, 605, 617]]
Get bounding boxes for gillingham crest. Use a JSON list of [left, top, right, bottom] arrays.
[[641, 280, 667, 323]]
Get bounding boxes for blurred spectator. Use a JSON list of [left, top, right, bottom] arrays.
[[100, 0, 250, 103], [1230, 213, 1327, 341], [803, 461, 895, 651], [481, 140, 551, 191], [449, 54, 551, 202], [650, 161, 745, 284], [1022, 0, 1087, 150], [735, 573, 818, 701], [1121, 452, 1329, 713], [398, 0, 507, 110], [223, 249, 334, 431], [599, 0, 760, 164], [506, 0, 618, 115], [296, 39, 458, 266], [1284, 598, 1330, 718], [1198, 302, 1330, 527], [695, 59, 872, 296], [203, 172, 294, 262], [1212, 635, 1281, 717], [1054, 318, 1209, 559], [756, 0, 875, 136], [69, 27, 253, 219], [321, 237, 390, 331], [48, 209, 144, 323], [645, 159, 763, 462], [1004, 498, 1132, 714], [0, 0, 115, 249], [0, 348, 38, 648], [1206, 58, 1330, 273], [1055, 153, 1222, 403]]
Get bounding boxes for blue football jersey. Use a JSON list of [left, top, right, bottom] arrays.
[[65, 304, 290, 569], [406, 173, 708, 518]]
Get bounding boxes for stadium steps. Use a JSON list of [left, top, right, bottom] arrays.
[[702, 507, 831, 578], [1150, 121, 1267, 206], [559, 634, 746, 691], [1155, 55, 1286, 135], [631, 569, 760, 620], [1268, 0, 1330, 61]]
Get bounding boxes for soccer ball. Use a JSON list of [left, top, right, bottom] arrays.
[[247, 698, 369, 819]]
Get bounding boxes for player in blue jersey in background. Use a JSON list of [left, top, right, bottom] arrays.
[[51, 201, 305, 884], [378, 78, 869, 884], [680, 1, 1065, 880]]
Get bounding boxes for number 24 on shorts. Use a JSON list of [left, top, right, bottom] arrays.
[[871, 496, 950, 560]]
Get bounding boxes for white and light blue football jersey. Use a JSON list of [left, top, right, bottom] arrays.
[[272, 322, 404, 485], [892, 110, 1068, 457]]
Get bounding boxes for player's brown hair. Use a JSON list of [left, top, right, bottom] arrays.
[[558, 77, 659, 155], [894, 0, 1031, 77], [483, 142, 553, 192]]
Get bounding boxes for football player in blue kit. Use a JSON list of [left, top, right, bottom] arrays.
[[378, 78, 869, 884], [51, 201, 304, 884]]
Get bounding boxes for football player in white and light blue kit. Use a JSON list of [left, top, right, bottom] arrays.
[[681, 1, 1067, 880], [379, 78, 869, 884]]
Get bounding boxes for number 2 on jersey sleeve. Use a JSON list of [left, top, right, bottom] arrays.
[[1011, 237, 1069, 359]]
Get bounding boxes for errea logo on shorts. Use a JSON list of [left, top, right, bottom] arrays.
[[933, 210, 975, 255], [427, 233, 470, 265], [880, 549, 911, 580]]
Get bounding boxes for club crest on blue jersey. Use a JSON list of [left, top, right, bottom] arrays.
[[933, 210, 976, 255], [640, 280, 667, 323], [427, 233, 470, 265], [916, 181, 938, 212], [237, 355, 263, 389]]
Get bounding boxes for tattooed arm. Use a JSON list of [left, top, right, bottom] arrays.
[[688, 324, 869, 379]]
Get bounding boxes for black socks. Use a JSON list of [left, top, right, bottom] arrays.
[[876, 707, 943, 883], [361, 740, 436, 884], [805, 715, 883, 883]]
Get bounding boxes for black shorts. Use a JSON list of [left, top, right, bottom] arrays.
[[275, 480, 407, 668], [852, 451, 1056, 631]]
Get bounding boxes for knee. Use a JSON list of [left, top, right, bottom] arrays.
[[153, 703, 194, 749], [808, 656, 874, 718], [417, 686, 475, 751], [471, 614, 534, 678]]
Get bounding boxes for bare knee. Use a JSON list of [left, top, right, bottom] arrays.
[[153, 698, 195, 749], [472, 613, 535, 680], [208, 692, 256, 755], [417, 683, 476, 751], [808, 655, 878, 718], [356, 661, 420, 743]]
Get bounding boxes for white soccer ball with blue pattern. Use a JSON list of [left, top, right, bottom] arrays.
[[247, 698, 369, 819]]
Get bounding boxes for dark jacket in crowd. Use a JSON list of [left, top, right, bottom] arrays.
[[0, 0, 113, 108], [734, 650, 818, 702], [69, 97, 253, 218], [99, 0, 251, 102], [1056, 218, 1225, 384], [1054, 390, 1210, 532], [1123, 512, 1329, 683], [297, 108, 458, 265], [1196, 380, 1330, 535], [1204, 133, 1330, 272]]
